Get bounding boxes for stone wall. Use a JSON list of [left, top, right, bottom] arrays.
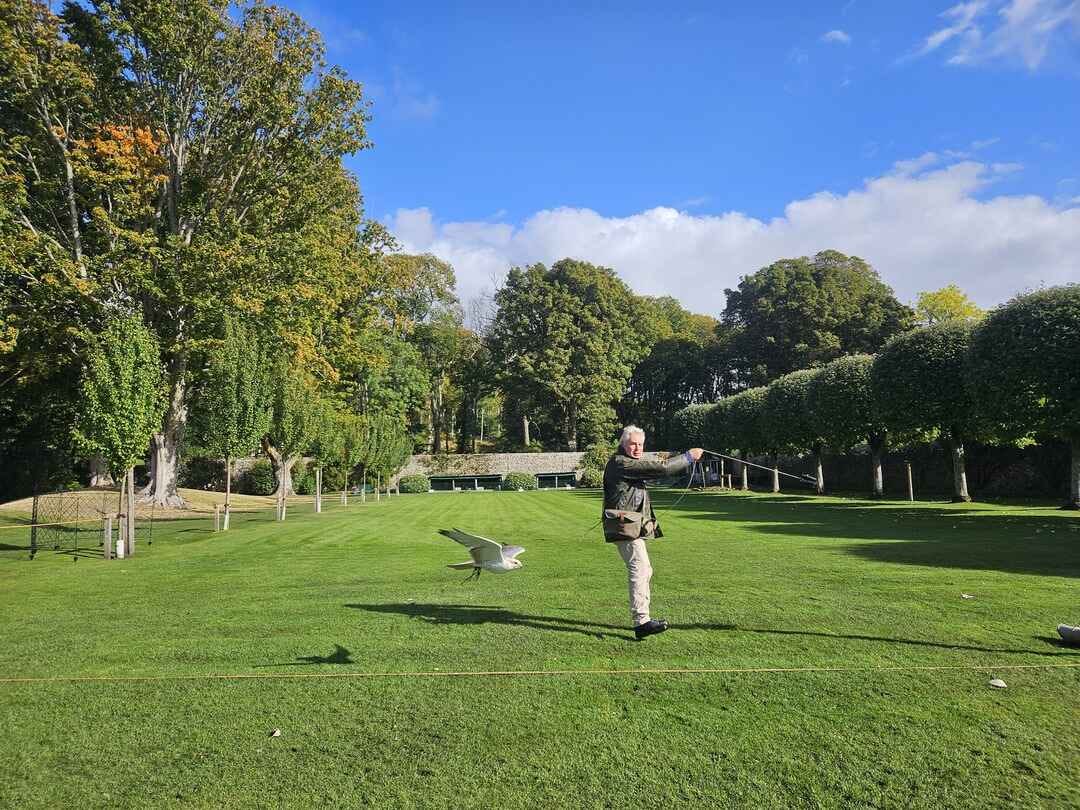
[[391, 451, 673, 486], [392, 452, 586, 485]]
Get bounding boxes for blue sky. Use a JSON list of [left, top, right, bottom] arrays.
[[283, 1, 1080, 314]]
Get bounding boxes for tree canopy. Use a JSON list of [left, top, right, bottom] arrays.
[[722, 250, 914, 386], [489, 258, 649, 450]]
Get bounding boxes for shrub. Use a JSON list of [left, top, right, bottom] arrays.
[[502, 472, 537, 490], [578, 468, 604, 488], [294, 470, 315, 495], [398, 474, 430, 494], [238, 459, 275, 495], [178, 456, 227, 491], [577, 441, 614, 475]]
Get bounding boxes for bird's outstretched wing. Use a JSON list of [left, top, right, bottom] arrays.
[[501, 545, 526, 561], [438, 528, 503, 564]]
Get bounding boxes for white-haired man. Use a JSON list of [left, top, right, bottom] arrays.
[[602, 425, 702, 639]]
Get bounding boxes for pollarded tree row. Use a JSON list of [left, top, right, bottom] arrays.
[[672, 285, 1080, 508]]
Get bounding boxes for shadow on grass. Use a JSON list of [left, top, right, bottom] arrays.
[[607, 490, 1080, 578], [256, 644, 355, 667], [346, 603, 637, 641], [673, 623, 1078, 658]]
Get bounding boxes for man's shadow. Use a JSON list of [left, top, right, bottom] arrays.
[[673, 623, 1078, 657], [346, 603, 637, 641], [256, 643, 355, 667]]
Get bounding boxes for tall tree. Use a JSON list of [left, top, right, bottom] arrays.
[[189, 316, 270, 529], [722, 250, 914, 386], [414, 311, 466, 454], [72, 313, 163, 547], [807, 354, 890, 497], [967, 286, 1080, 509], [915, 284, 983, 326], [765, 368, 827, 493], [871, 321, 980, 502], [489, 258, 649, 450], [620, 296, 721, 449], [263, 358, 318, 503], [3, 0, 374, 508]]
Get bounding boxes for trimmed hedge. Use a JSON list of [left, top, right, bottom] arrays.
[[502, 472, 537, 491], [398, 474, 431, 494]]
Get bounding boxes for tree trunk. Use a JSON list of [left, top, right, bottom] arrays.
[[1065, 438, 1080, 510], [314, 467, 322, 513], [342, 470, 348, 506], [431, 384, 442, 454], [814, 444, 825, 495], [522, 416, 530, 447], [948, 439, 972, 502], [772, 454, 780, 493], [740, 453, 749, 491], [262, 439, 297, 497], [139, 356, 188, 509], [869, 434, 886, 498], [361, 469, 366, 503], [89, 455, 114, 488], [223, 456, 231, 531], [376, 472, 381, 502]]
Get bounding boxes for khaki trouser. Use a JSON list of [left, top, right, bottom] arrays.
[[615, 538, 653, 626]]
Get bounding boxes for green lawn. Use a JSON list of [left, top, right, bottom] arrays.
[[1, 489, 1078, 808]]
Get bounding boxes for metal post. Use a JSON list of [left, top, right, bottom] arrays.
[[214, 504, 220, 532], [906, 462, 914, 502]]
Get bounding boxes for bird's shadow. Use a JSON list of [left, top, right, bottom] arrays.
[[255, 643, 355, 668], [346, 603, 637, 642]]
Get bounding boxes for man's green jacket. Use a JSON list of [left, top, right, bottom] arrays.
[[601, 449, 691, 542]]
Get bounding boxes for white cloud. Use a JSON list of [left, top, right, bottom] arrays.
[[913, 0, 1080, 70], [387, 159, 1080, 314], [822, 29, 853, 44]]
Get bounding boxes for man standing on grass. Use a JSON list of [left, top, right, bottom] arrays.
[[603, 425, 703, 640]]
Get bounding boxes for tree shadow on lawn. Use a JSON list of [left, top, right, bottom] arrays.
[[653, 494, 1080, 578], [255, 644, 355, 667], [672, 624, 1078, 658], [346, 603, 637, 641]]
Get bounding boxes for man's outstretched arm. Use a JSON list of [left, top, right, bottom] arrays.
[[611, 448, 703, 479]]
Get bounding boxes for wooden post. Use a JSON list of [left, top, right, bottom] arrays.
[[727, 474, 733, 488], [214, 503, 221, 532], [103, 514, 112, 560], [772, 466, 780, 493], [906, 462, 914, 502], [741, 463, 749, 491]]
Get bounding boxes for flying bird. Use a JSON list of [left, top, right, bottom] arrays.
[[439, 528, 525, 581]]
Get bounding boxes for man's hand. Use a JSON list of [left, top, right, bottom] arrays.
[[687, 448, 704, 461]]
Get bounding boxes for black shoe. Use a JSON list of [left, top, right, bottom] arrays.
[[634, 619, 669, 640]]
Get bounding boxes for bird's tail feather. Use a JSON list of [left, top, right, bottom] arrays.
[[446, 562, 475, 570]]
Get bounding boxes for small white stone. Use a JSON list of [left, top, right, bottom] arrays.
[[988, 678, 1007, 689], [269, 728, 281, 737], [961, 593, 975, 599]]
